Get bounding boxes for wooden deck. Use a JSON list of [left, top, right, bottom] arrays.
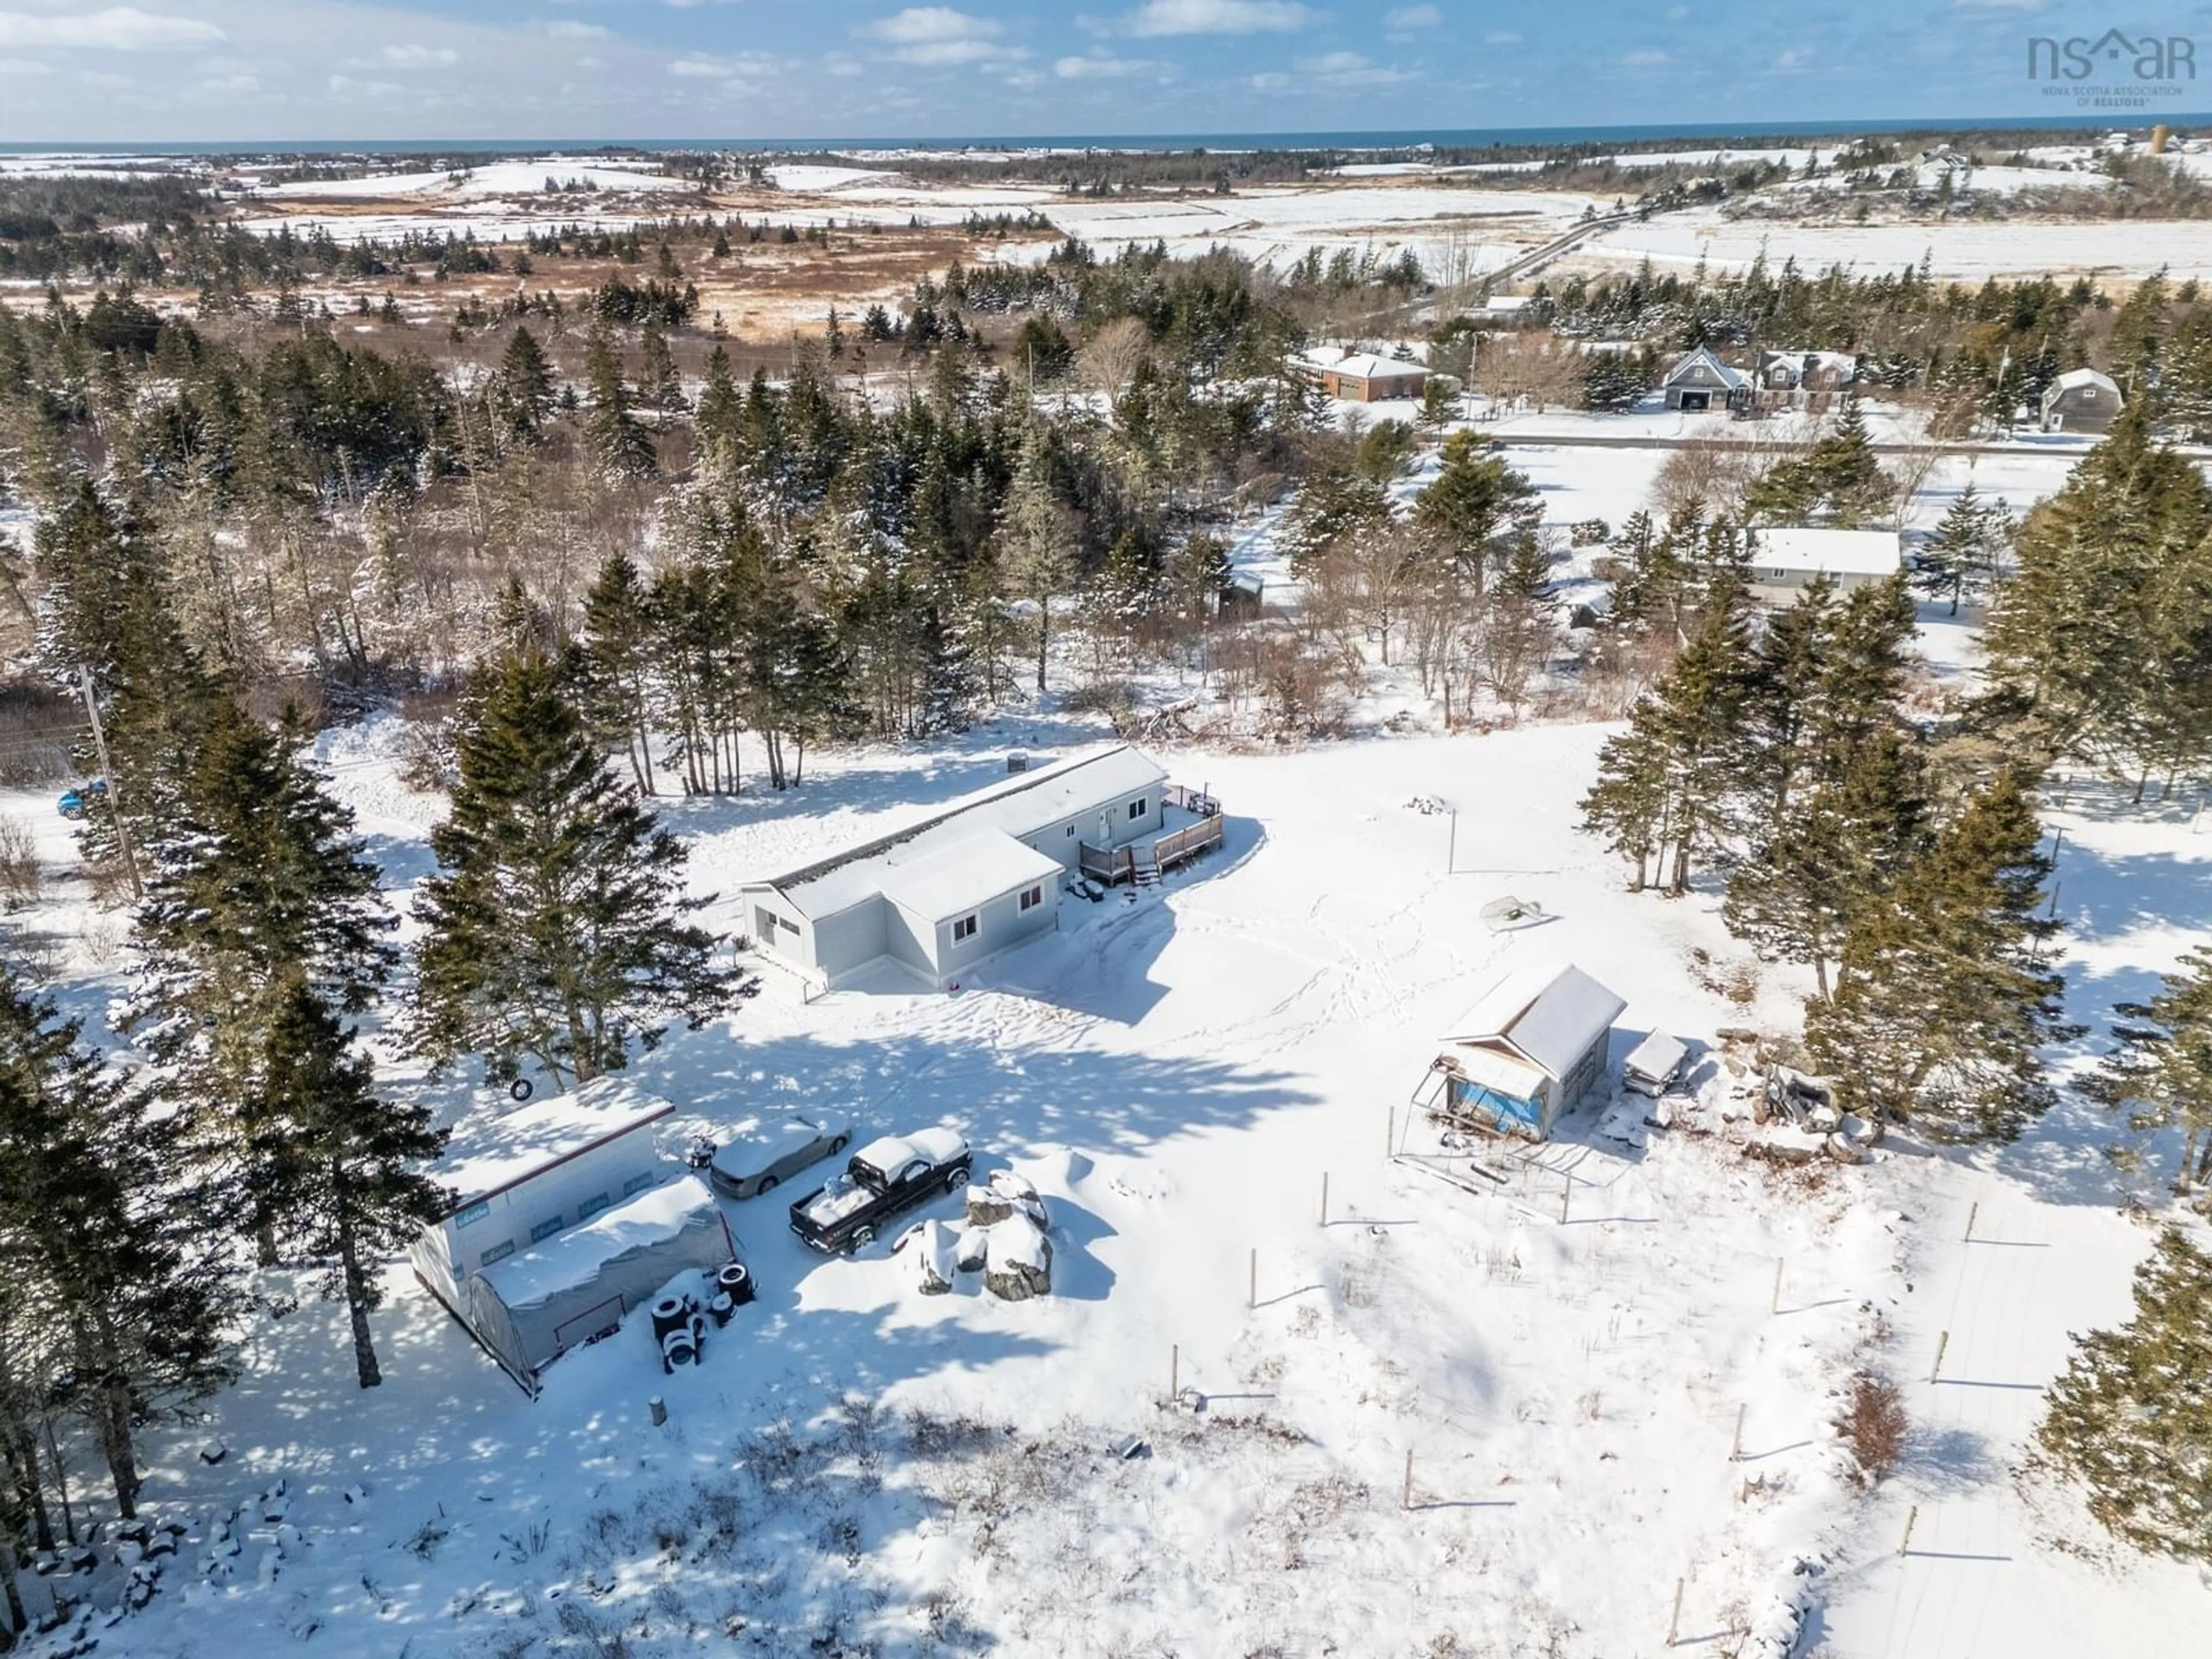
[[1078, 790, 1225, 887]]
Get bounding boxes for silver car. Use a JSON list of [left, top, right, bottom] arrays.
[[706, 1112, 854, 1200]]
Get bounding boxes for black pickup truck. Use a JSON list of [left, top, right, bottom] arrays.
[[788, 1127, 971, 1255]]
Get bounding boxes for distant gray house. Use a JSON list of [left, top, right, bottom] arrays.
[[1754, 350, 1859, 407], [1660, 346, 1748, 412], [2041, 368, 2123, 434], [740, 747, 1222, 990], [1745, 527, 1904, 603]]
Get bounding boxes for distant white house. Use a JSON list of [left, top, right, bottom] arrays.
[[1423, 964, 1627, 1141], [1660, 346, 1748, 412], [1747, 527, 1904, 602], [740, 746, 1221, 990], [1753, 349, 1859, 406], [411, 1078, 676, 1308]]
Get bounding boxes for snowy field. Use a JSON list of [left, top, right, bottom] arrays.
[[1574, 203, 2212, 281]]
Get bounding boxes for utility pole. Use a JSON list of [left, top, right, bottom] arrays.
[[75, 664, 142, 900]]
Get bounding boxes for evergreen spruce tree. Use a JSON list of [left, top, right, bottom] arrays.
[[694, 343, 744, 476], [638, 320, 683, 412], [128, 711, 398, 1263], [583, 323, 656, 480], [0, 968, 234, 1518], [1413, 430, 1543, 586], [2088, 946, 2212, 1192], [575, 551, 660, 795], [1283, 466, 1392, 574], [412, 644, 736, 1086], [1913, 483, 2011, 616], [493, 324, 554, 441], [259, 981, 448, 1388], [1981, 402, 2212, 773], [2036, 1228, 2211, 1560], [1807, 768, 2071, 1139]]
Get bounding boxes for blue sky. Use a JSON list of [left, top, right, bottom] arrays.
[[0, 1, 2206, 143]]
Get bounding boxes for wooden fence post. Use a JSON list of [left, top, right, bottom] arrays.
[[1320, 1172, 1330, 1227], [1929, 1331, 1950, 1386], [1402, 1448, 1414, 1510], [1667, 1578, 1684, 1646], [1771, 1257, 1785, 1316], [1560, 1177, 1571, 1224], [1170, 1344, 1179, 1403], [1730, 1404, 1746, 1462], [1899, 1504, 1919, 1556], [1964, 1200, 1979, 1244], [1248, 1248, 1257, 1310], [648, 1396, 667, 1429], [1386, 1103, 1395, 1160]]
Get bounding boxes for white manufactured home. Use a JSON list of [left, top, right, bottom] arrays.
[[741, 745, 1221, 990], [1747, 527, 1903, 603], [411, 1077, 677, 1315]]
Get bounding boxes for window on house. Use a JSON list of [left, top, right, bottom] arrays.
[[1020, 885, 1043, 912], [1065, 823, 1076, 837], [622, 1172, 657, 1197], [1128, 798, 1146, 820], [952, 914, 978, 942], [530, 1215, 566, 1243], [480, 1240, 516, 1266], [452, 1200, 490, 1229], [576, 1192, 611, 1221]]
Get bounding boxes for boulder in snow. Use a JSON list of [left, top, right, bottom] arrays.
[[965, 1169, 1048, 1230], [953, 1226, 989, 1274], [983, 1214, 1053, 1302]]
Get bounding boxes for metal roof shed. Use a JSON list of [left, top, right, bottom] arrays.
[[1436, 965, 1627, 1139]]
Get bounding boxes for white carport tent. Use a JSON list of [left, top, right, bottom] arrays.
[[461, 1175, 736, 1395]]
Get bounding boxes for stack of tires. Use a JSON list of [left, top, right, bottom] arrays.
[[650, 1295, 702, 1371]]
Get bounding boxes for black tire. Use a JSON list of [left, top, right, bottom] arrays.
[[945, 1164, 969, 1194], [830, 1135, 849, 1154], [757, 1173, 778, 1195], [508, 1078, 533, 1103], [849, 1225, 874, 1253]]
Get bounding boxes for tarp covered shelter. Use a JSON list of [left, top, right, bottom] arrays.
[[1432, 965, 1627, 1139], [460, 1175, 735, 1394]]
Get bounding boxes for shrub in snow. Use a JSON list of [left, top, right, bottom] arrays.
[[984, 1214, 1052, 1302], [914, 1221, 957, 1296]]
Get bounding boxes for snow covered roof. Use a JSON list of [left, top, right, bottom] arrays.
[[2048, 367, 2121, 399], [1442, 965, 1626, 1082], [479, 1175, 715, 1309], [1758, 349, 1858, 382], [1662, 347, 1747, 390], [1296, 350, 1428, 382], [1623, 1031, 1689, 1083], [434, 1078, 675, 1215], [875, 830, 1062, 922], [1482, 294, 1533, 313], [1753, 528, 1903, 579], [854, 1127, 967, 1175], [756, 745, 1168, 919]]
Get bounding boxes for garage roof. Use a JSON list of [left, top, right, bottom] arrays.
[[877, 830, 1062, 923], [1755, 528, 1903, 579]]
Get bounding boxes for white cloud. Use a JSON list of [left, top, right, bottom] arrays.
[[861, 6, 997, 44], [1485, 31, 1522, 46], [1384, 5, 1440, 26], [1055, 51, 1168, 79], [1622, 49, 1670, 66], [1119, 0, 1314, 37], [381, 44, 459, 69], [823, 52, 866, 76], [198, 71, 257, 93], [669, 51, 776, 82], [0, 7, 226, 51], [857, 5, 1025, 65], [328, 72, 400, 97], [1249, 69, 1289, 88], [1772, 46, 1813, 70], [0, 54, 51, 73], [541, 20, 611, 40], [1297, 49, 1414, 85], [80, 68, 133, 88]]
